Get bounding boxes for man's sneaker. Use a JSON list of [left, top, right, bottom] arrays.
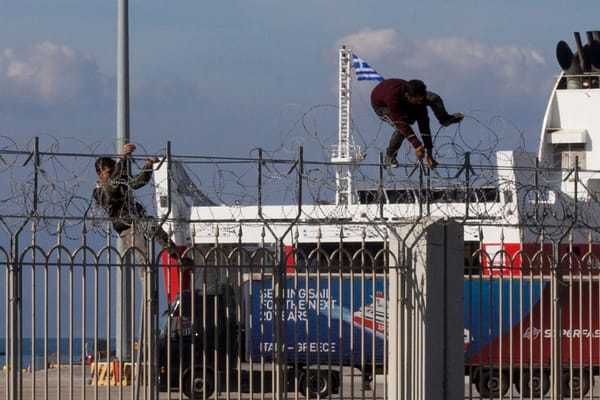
[[442, 113, 464, 127], [385, 155, 399, 168]]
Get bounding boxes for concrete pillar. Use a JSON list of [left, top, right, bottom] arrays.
[[388, 217, 464, 400]]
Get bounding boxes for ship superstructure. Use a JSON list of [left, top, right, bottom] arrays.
[[151, 31, 600, 399], [154, 31, 600, 269]]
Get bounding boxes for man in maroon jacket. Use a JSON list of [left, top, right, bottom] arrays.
[[371, 79, 463, 169]]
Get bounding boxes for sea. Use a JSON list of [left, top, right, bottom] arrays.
[[0, 338, 116, 371]]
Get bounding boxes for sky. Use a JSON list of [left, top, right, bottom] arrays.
[[1, 0, 599, 162]]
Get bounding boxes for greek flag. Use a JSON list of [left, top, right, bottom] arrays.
[[352, 53, 384, 81]]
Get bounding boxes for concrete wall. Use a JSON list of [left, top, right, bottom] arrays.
[[388, 217, 464, 400]]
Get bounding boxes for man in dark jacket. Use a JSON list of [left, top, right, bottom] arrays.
[[371, 78, 463, 168], [94, 143, 190, 267]]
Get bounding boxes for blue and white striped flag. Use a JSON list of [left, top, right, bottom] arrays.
[[352, 53, 384, 81]]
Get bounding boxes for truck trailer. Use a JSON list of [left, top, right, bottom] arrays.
[[157, 275, 386, 398], [464, 272, 600, 397]]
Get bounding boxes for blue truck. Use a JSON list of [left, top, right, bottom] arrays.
[[157, 275, 386, 398]]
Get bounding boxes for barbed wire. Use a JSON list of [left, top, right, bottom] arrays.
[[0, 107, 598, 243]]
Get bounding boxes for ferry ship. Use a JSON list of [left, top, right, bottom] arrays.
[[153, 30, 600, 398]]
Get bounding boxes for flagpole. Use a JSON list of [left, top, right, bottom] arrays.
[[332, 51, 383, 205], [332, 46, 365, 205]]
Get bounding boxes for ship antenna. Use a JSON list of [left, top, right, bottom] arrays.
[[331, 46, 364, 205]]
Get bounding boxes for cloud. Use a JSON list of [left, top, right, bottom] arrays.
[[0, 41, 213, 143], [336, 28, 397, 60], [336, 29, 550, 97], [405, 37, 548, 92], [0, 41, 109, 107]]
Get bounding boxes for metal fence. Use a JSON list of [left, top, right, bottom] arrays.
[[464, 238, 600, 399], [0, 222, 402, 400], [3, 140, 600, 399], [2, 221, 600, 399]]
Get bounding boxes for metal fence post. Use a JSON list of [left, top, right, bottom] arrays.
[[550, 241, 563, 398], [7, 234, 20, 400]]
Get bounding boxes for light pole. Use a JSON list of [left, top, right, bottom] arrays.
[[116, 0, 132, 363]]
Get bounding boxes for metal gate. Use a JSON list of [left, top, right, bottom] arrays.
[[0, 223, 402, 399]]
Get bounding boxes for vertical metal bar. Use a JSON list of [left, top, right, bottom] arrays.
[[508, 244, 515, 395], [464, 152, 471, 221], [117, 0, 130, 149], [149, 247, 158, 400], [485, 252, 493, 398], [566, 236, 574, 399], [393, 229, 407, 400], [378, 152, 384, 219], [497, 236, 504, 398], [425, 162, 431, 218], [417, 159, 424, 219], [134, 277, 143, 400], [81, 224, 87, 400], [517, 233, 525, 400], [551, 241, 563, 399], [273, 241, 285, 398], [586, 233, 594, 400], [68, 226, 75, 400], [382, 231, 389, 399], [442, 221, 448, 398], [7, 234, 18, 400], [297, 147, 304, 212], [30, 222, 36, 400], [235, 228, 244, 400], [116, 0, 132, 365], [258, 148, 263, 214], [224, 253, 232, 400], [592, 237, 598, 400], [138, 257, 147, 400], [258, 231, 266, 400], [358, 233, 366, 397], [56, 225, 62, 398], [44, 244, 49, 400], [2, 243, 8, 400], [105, 232, 112, 399], [537, 239, 546, 400], [337, 233, 345, 400]]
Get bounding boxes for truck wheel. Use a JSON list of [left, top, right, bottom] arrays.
[[299, 369, 332, 399], [562, 369, 591, 397], [476, 369, 510, 398], [516, 369, 549, 397], [182, 368, 215, 399]]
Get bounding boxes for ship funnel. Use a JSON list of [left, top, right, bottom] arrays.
[[574, 32, 589, 71], [556, 40, 582, 74], [557, 40, 583, 89], [587, 31, 594, 43], [587, 32, 600, 72]]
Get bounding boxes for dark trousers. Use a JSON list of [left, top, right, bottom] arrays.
[[373, 105, 442, 157], [373, 106, 406, 157]]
